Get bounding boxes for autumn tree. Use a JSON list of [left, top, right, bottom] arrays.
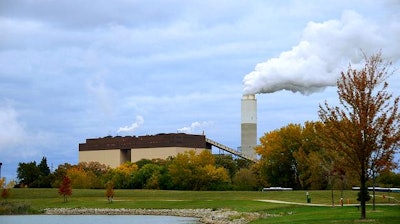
[[77, 161, 110, 177], [377, 170, 400, 187], [318, 53, 400, 219], [293, 122, 327, 190], [106, 162, 138, 189], [135, 159, 153, 169], [168, 150, 230, 190], [215, 155, 238, 178], [168, 150, 204, 190], [1, 178, 16, 201], [232, 168, 258, 191], [105, 181, 115, 203], [255, 123, 303, 189], [58, 176, 72, 202], [51, 163, 73, 188], [64, 162, 110, 189], [132, 163, 163, 189], [66, 167, 88, 189]]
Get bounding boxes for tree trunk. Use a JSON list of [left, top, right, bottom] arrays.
[[372, 171, 376, 211], [328, 174, 334, 206], [360, 165, 367, 219]]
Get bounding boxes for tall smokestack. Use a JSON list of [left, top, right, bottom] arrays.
[[241, 94, 257, 159]]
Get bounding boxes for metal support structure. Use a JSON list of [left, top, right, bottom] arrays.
[[205, 138, 257, 162]]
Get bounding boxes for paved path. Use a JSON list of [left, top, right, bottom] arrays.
[[256, 199, 399, 207], [256, 199, 329, 206]]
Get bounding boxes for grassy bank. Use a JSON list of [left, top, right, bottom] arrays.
[[4, 188, 400, 223]]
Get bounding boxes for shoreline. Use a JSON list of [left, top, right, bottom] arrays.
[[44, 208, 262, 224]]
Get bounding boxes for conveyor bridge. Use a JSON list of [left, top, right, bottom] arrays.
[[205, 138, 257, 162]]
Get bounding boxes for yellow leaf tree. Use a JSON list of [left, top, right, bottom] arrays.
[[168, 150, 229, 190], [255, 123, 303, 189]]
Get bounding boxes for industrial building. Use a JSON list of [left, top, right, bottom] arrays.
[[79, 94, 259, 167], [79, 133, 212, 168]]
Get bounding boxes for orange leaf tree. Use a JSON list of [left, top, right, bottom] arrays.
[[1, 178, 16, 201], [58, 176, 72, 202], [105, 181, 115, 203], [318, 52, 400, 219]]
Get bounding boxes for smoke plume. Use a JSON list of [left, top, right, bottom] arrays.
[[243, 10, 400, 95], [117, 115, 144, 134]]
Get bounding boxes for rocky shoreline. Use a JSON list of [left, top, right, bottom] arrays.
[[44, 208, 263, 224]]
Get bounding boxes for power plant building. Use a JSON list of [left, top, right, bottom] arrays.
[[79, 95, 260, 167], [79, 133, 212, 168]]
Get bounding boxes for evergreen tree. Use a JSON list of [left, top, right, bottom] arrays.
[[38, 157, 51, 176]]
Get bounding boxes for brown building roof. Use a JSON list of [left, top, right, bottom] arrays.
[[79, 133, 212, 151]]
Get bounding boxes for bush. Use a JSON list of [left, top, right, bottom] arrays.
[[357, 189, 371, 202], [0, 201, 31, 215]]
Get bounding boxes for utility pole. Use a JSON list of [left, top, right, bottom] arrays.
[[0, 162, 2, 179]]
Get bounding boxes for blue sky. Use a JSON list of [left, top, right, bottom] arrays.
[[1, 0, 400, 180]]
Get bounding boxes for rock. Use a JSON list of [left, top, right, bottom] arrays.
[[44, 208, 260, 223]]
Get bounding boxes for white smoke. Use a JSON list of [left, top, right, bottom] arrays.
[[243, 10, 400, 95], [177, 121, 213, 134], [117, 115, 144, 134]]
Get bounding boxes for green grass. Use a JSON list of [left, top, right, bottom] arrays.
[[251, 206, 400, 224], [5, 188, 400, 223]]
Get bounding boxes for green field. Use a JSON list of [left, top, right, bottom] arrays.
[[4, 188, 400, 223]]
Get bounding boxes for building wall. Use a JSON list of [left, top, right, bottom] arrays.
[[79, 149, 122, 168], [131, 147, 206, 162], [79, 147, 208, 168], [78, 133, 212, 168]]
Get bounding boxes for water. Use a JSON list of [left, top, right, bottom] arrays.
[[0, 215, 199, 224]]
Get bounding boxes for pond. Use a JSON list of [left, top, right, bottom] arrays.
[[0, 215, 199, 224]]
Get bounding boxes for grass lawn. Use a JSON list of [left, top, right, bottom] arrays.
[[5, 188, 400, 223]]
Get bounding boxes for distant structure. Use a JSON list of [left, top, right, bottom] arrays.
[[79, 133, 211, 168], [79, 132, 257, 168], [241, 94, 257, 159]]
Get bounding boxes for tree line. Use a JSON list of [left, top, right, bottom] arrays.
[[16, 152, 257, 191], [255, 122, 400, 190], [15, 148, 399, 191]]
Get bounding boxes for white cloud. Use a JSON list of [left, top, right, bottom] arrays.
[[86, 75, 117, 118], [177, 121, 214, 134], [0, 105, 27, 151], [117, 115, 144, 134]]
